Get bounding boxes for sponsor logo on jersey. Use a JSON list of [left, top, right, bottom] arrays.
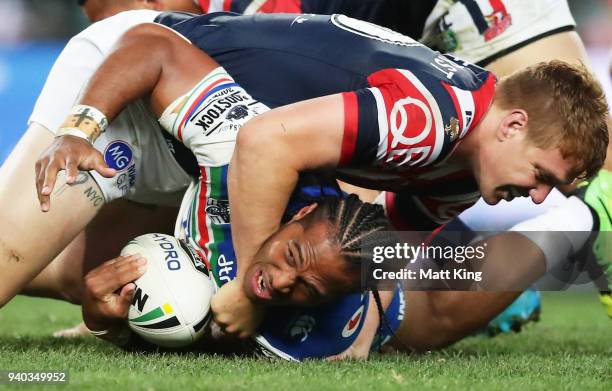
[[191, 89, 252, 133], [179, 239, 210, 277], [342, 305, 365, 338], [205, 198, 230, 225], [116, 164, 136, 196], [390, 96, 433, 149], [104, 140, 133, 171], [291, 16, 309, 26], [216, 254, 235, 285], [289, 315, 316, 342]]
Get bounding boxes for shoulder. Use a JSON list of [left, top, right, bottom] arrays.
[[73, 10, 162, 52]]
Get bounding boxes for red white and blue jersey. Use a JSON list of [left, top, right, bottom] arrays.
[[193, 0, 436, 40], [192, 1, 576, 66], [158, 12, 495, 228]]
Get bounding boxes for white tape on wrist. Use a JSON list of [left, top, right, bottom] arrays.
[[57, 104, 109, 144], [89, 328, 111, 337]]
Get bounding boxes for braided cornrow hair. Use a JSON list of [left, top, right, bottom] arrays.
[[315, 194, 392, 267], [314, 194, 407, 350]]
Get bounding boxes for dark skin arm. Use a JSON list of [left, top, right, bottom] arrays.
[[36, 23, 218, 210]]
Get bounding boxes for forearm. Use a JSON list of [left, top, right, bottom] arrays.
[[229, 95, 345, 276], [229, 117, 300, 277], [78, 23, 216, 122], [77, 24, 166, 121], [359, 291, 394, 346]]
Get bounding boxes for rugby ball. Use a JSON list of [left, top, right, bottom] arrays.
[[120, 233, 216, 348]]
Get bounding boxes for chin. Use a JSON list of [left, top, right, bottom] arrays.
[[482, 192, 500, 205]]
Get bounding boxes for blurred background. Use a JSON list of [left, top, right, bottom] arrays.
[[0, 0, 611, 162]]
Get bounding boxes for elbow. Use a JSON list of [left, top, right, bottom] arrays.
[[235, 117, 265, 155], [235, 116, 288, 162]]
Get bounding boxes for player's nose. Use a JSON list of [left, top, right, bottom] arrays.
[[270, 268, 297, 295], [529, 184, 553, 204]]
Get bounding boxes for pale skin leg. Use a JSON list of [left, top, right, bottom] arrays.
[[22, 199, 179, 304], [0, 123, 101, 308]]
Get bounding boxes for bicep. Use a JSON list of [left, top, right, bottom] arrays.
[[237, 93, 345, 171]]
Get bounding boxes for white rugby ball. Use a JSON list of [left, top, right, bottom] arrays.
[[121, 233, 216, 348]]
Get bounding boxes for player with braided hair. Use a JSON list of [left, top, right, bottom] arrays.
[[241, 194, 393, 306], [323, 194, 392, 267]]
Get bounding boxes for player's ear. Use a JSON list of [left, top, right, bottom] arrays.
[[497, 109, 528, 141], [289, 203, 319, 222]]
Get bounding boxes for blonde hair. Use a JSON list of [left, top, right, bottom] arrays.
[[495, 60, 609, 178]]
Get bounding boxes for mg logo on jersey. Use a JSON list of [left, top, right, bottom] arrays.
[[342, 305, 365, 338], [104, 141, 133, 171], [289, 315, 316, 342]]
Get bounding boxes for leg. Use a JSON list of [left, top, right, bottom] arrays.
[[388, 291, 520, 352], [0, 123, 101, 307], [22, 199, 179, 304]]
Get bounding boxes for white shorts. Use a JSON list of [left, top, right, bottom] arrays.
[[421, 0, 576, 65], [87, 100, 192, 206]]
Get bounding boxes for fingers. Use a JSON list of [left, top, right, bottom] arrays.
[[65, 158, 79, 184], [86, 151, 116, 179], [34, 135, 110, 211], [325, 354, 345, 361], [117, 283, 137, 318], [35, 154, 64, 212], [85, 255, 147, 299], [325, 347, 368, 361]]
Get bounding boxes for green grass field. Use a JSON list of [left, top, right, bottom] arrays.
[[0, 293, 610, 390]]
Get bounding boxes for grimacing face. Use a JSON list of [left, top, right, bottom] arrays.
[[476, 122, 576, 205], [242, 205, 360, 307]]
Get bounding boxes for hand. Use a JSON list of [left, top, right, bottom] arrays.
[[35, 135, 116, 212], [82, 254, 146, 333], [211, 279, 264, 339], [326, 342, 371, 361], [326, 292, 382, 361]]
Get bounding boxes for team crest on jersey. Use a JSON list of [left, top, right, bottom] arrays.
[[445, 117, 460, 142], [226, 104, 249, 121], [205, 198, 230, 225]]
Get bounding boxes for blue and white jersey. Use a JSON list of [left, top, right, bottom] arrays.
[[175, 170, 404, 361]]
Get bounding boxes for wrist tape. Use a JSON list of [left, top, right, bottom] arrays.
[[57, 104, 109, 143]]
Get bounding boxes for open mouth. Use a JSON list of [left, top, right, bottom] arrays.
[[500, 186, 527, 202], [251, 268, 272, 300]]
